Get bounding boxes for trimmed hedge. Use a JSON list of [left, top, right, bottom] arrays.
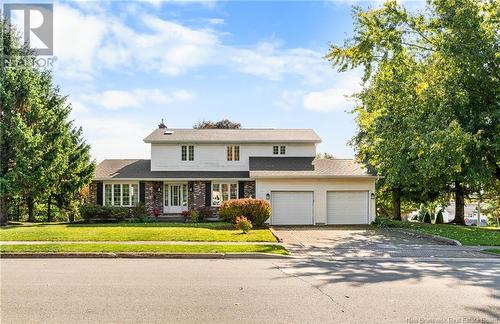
[[79, 205, 130, 222], [219, 198, 271, 227]]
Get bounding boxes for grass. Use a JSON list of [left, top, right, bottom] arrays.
[[380, 219, 500, 246], [0, 243, 288, 255], [0, 222, 277, 242], [482, 248, 500, 255]]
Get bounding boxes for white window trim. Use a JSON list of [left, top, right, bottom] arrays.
[[103, 182, 139, 207], [273, 145, 286, 155], [227, 145, 240, 161], [181, 144, 195, 161], [211, 182, 238, 207]]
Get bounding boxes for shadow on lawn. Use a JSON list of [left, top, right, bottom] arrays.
[[1, 221, 235, 230]]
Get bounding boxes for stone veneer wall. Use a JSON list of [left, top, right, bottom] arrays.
[[89, 181, 98, 205], [145, 181, 163, 215]]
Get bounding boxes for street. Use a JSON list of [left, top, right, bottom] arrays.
[[1, 258, 499, 323]]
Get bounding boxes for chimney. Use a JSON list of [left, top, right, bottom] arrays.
[[158, 118, 167, 129]]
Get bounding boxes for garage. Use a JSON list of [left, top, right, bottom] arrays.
[[271, 191, 314, 225], [327, 191, 369, 224]]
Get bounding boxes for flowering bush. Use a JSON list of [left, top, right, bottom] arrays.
[[181, 210, 191, 222], [219, 199, 271, 227], [234, 216, 253, 233]]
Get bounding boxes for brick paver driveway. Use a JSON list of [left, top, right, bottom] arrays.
[[271, 226, 492, 259]]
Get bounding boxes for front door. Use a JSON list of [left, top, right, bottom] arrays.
[[164, 183, 188, 214]]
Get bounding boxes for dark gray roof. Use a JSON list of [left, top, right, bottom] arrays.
[[249, 157, 315, 171], [249, 158, 376, 178], [143, 128, 322, 144], [94, 159, 249, 180]]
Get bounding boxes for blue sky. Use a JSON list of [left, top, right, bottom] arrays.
[[9, 0, 423, 161]]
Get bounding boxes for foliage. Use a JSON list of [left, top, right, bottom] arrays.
[[326, 0, 500, 225], [376, 219, 500, 246], [371, 216, 393, 228], [0, 18, 94, 225], [131, 203, 149, 222], [193, 119, 241, 129], [79, 205, 128, 222], [180, 210, 191, 222], [197, 206, 213, 220], [219, 199, 271, 226], [435, 209, 444, 224], [0, 222, 278, 242], [190, 209, 201, 223], [316, 152, 334, 159], [423, 211, 432, 224], [234, 216, 253, 233]]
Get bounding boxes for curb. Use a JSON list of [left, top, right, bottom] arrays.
[[0, 252, 290, 259], [268, 227, 283, 243], [388, 228, 462, 246]]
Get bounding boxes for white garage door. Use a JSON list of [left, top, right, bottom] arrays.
[[327, 191, 369, 224], [271, 191, 314, 225]]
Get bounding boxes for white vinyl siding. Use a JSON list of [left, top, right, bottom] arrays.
[[271, 191, 314, 225], [327, 191, 369, 225], [104, 183, 139, 207]]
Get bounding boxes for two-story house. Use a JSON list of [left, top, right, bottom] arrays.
[[90, 126, 377, 225]]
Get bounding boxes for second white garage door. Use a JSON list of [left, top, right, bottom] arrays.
[[271, 191, 314, 225], [327, 191, 369, 224]]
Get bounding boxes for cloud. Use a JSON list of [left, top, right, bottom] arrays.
[[51, 3, 330, 84], [302, 71, 363, 112], [274, 90, 304, 110], [81, 88, 195, 110]]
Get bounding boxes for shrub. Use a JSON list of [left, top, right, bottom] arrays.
[[197, 206, 212, 220], [181, 210, 191, 222], [423, 211, 432, 224], [190, 209, 201, 223], [79, 205, 128, 222], [234, 216, 253, 233], [219, 199, 271, 227], [435, 209, 444, 224], [372, 216, 394, 228], [132, 203, 149, 221]]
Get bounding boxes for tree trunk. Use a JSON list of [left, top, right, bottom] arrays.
[[392, 188, 402, 221], [27, 197, 35, 222], [0, 196, 7, 226], [452, 181, 465, 225], [47, 196, 52, 222]]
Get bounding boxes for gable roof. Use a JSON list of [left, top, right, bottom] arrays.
[[143, 128, 322, 144], [249, 157, 376, 178], [94, 159, 250, 180]]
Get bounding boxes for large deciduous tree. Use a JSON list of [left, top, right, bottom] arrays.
[[326, 0, 499, 224], [193, 119, 241, 129]]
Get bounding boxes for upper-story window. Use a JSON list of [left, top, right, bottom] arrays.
[[181, 145, 194, 161], [273, 145, 286, 155], [227, 145, 240, 161]]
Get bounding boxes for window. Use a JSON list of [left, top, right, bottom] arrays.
[[212, 182, 238, 206], [273, 145, 286, 155], [227, 145, 240, 161], [104, 184, 112, 206], [182, 145, 194, 161], [104, 183, 139, 207]]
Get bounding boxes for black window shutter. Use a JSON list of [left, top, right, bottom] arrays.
[[96, 182, 103, 206], [139, 182, 146, 204], [238, 181, 245, 199], [205, 181, 211, 207]]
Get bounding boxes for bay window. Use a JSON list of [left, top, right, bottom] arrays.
[[212, 182, 238, 206], [104, 183, 139, 207]]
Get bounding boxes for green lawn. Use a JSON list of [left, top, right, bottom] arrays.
[[382, 220, 500, 246], [0, 243, 288, 255], [482, 248, 500, 255], [0, 222, 277, 242]]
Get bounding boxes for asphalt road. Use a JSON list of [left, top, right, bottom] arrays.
[[1, 258, 499, 324]]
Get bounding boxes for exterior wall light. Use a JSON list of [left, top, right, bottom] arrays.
[[265, 193, 271, 200], [370, 193, 375, 200]]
